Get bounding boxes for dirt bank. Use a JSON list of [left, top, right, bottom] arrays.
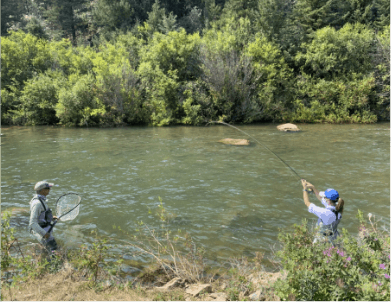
[[1, 263, 285, 301]]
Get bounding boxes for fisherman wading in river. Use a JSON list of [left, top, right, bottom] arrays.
[[28, 181, 59, 253], [301, 179, 345, 245]]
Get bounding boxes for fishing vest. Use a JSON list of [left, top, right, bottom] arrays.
[[33, 197, 53, 228], [319, 210, 341, 241]]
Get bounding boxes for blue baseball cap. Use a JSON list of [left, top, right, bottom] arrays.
[[321, 189, 339, 201]]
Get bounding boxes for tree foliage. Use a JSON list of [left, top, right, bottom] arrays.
[[1, 0, 389, 126]]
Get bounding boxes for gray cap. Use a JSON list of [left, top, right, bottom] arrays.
[[34, 181, 54, 191]]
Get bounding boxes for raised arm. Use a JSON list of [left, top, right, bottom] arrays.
[[301, 179, 311, 207]]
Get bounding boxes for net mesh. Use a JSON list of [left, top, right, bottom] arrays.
[[56, 194, 81, 221]]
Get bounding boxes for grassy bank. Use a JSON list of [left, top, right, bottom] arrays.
[[1, 210, 389, 301]]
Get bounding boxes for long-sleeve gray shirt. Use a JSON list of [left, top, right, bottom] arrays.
[[29, 195, 51, 237]]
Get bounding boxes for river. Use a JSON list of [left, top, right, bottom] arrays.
[[1, 123, 389, 271]]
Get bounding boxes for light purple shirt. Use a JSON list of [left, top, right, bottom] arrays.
[[308, 197, 342, 225]]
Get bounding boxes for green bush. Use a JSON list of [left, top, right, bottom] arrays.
[[1, 31, 52, 90], [292, 74, 378, 123], [15, 71, 66, 125], [1, 211, 64, 283], [140, 29, 201, 82], [68, 230, 114, 284], [373, 25, 390, 121], [56, 74, 104, 126], [48, 39, 99, 77], [245, 36, 294, 122], [180, 81, 215, 125], [138, 62, 180, 126], [1, 87, 20, 125], [296, 23, 374, 80], [94, 62, 149, 126], [274, 212, 390, 301]]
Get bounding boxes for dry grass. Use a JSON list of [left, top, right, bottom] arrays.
[[1, 266, 189, 301], [5, 266, 111, 301]]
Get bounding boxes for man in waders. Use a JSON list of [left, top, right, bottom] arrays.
[[301, 179, 345, 245], [28, 181, 58, 253]]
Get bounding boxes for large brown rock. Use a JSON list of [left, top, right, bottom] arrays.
[[218, 138, 250, 145], [185, 284, 212, 297], [276, 123, 300, 132], [156, 277, 182, 291]]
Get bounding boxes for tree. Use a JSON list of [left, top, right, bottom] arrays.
[[291, 0, 350, 34], [25, 17, 49, 40], [178, 6, 203, 33], [202, 0, 222, 29], [43, 0, 89, 44], [254, 0, 295, 41], [373, 0, 390, 29], [92, 0, 133, 33], [139, 0, 179, 37], [1, 0, 26, 35], [343, 0, 377, 26], [220, 0, 258, 20]]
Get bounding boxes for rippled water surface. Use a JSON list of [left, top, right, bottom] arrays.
[[1, 123, 390, 267]]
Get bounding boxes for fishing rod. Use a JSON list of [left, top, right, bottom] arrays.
[[206, 121, 312, 191]]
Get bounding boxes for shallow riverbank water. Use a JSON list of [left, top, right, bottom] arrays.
[[1, 123, 389, 270]]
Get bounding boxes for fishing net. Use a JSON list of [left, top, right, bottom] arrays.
[[56, 193, 81, 221]]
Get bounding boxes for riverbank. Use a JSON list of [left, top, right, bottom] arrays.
[[1, 262, 285, 301], [1, 210, 389, 301]]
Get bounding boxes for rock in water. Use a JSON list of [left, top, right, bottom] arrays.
[[218, 138, 250, 146], [277, 123, 300, 132]]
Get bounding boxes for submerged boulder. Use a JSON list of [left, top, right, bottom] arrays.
[[218, 138, 250, 146], [277, 123, 300, 132]]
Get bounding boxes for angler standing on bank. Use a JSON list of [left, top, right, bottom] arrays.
[[28, 181, 58, 253], [301, 179, 345, 245]]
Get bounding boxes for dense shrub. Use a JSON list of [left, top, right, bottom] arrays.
[[138, 62, 180, 126], [245, 36, 294, 122], [16, 71, 65, 125], [1, 31, 51, 90], [95, 62, 149, 126], [296, 24, 374, 80], [274, 211, 390, 301], [292, 74, 378, 123], [1, 23, 389, 126], [139, 29, 202, 82], [56, 74, 103, 126]]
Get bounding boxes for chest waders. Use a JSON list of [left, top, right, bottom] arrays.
[[319, 210, 341, 245], [35, 197, 54, 228], [34, 197, 58, 252]]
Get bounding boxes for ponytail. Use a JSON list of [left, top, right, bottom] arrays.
[[335, 198, 344, 214]]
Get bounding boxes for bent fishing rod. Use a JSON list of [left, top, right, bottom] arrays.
[[206, 121, 312, 191]]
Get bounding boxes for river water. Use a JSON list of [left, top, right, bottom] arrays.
[[1, 123, 390, 270]]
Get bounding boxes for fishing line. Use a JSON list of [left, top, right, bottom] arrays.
[[206, 121, 305, 182]]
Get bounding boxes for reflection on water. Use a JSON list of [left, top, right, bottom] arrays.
[[1, 123, 390, 267]]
